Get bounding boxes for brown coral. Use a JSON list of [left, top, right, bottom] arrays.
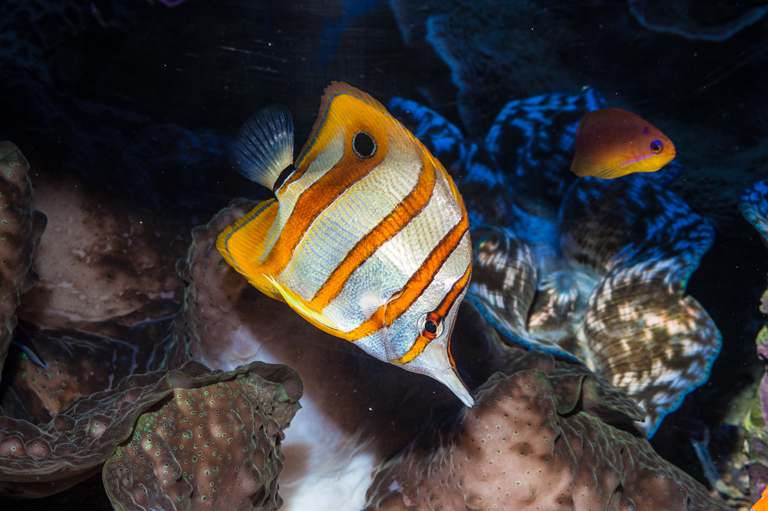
[[0, 360, 301, 499], [0, 142, 46, 375], [103, 363, 302, 511], [1, 326, 180, 425], [365, 368, 728, 511], [17, 173, 187, 333]]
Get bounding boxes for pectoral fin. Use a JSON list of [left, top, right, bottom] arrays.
[[231, 104, 294, 191]]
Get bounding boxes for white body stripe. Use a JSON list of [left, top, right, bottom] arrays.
[[355, 232, 472, 362], [280, 148, 420, 300], [259, 137, 345, 261], [321, 169, 463, 333]]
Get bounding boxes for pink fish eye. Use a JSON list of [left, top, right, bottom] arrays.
[[650, 140, 662, 152]]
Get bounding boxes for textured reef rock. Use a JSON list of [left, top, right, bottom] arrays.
[[176, 198, 262, 371], [364, 367, 729, 511], [0, 145, 301, 506], [1, 360, 207, 498], [183, 197, 727, 510], [103, 362, 301, 511], [390, 92, 720, 436], [0, 360, 301, 503], [0, 142, 46, 376]]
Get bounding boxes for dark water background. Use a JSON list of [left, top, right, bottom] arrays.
[[1, 0, 767, 508]]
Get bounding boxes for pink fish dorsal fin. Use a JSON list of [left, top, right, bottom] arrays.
[[579, 107, 643, 127]]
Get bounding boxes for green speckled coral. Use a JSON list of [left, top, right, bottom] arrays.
[[0, 359, 301, 501], [103, 369, 301, 511]]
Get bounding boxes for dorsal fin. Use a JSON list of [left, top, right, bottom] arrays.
[[230, 104, 294, 190]]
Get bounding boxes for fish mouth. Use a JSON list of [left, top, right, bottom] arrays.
[[404, 337, 474, 407]]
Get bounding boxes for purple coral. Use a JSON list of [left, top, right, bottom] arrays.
[[741, 180, 768, 424]]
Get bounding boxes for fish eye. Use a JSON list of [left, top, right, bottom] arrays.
[[419, 312, 443, 339], [352, 132, 376, 158], [650, 139, 662, 153]]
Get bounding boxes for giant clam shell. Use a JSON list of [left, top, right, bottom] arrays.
[[391, 92, 720, 435]]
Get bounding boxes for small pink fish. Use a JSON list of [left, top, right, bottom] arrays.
[[571, 107, 676, 179]]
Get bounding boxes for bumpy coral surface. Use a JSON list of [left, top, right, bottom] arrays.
[[0, 360, 300, 500], [365, 368, 729, 511], [390, 94, 720, 436], [1, 361, 205, 497], [177, 197, 261, 370], [103, 362, 302, 511], [0, 142, 46, 375]]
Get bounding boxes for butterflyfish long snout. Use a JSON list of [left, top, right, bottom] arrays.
[[216, 82, 475, 407], [571, 107, 676, 179]]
